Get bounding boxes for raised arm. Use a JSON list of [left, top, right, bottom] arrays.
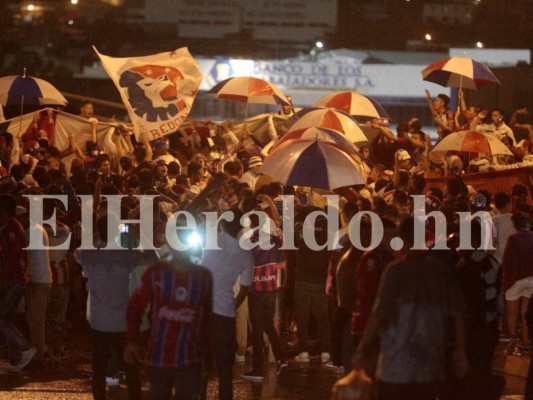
[[90, 118, 97, 144], [510, 108, 531, 130], [425, 89, 436, 115], [141, 133, 153, 162], [458, 88, 467, 113]]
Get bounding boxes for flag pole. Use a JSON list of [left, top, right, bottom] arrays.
[[61, 92, 126, 110]]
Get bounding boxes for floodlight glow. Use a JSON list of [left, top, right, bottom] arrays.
[[186, 231, 202, 247]]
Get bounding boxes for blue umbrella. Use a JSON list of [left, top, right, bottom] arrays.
[[0, 69, 67, 107]]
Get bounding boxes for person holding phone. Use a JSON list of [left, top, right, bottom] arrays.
[[473, 108, 517, 146]]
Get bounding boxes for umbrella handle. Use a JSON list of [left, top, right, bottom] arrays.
[[18, 95, 24, 137]]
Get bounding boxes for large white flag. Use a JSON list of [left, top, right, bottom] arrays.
[[94, 46, 203, 140]]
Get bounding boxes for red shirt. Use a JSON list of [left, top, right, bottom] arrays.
[[351, 249, 396, 334], [0, 218, 28, 285], [250, 236, 285, 292]]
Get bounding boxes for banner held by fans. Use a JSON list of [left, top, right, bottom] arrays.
[[94, 46, 203, 140]]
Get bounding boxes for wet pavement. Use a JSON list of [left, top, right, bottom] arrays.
[[0, 330, 528, 400]]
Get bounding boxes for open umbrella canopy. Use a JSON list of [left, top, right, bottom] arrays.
[[260, 139, 366, 191], [287, 107, 367, 144], [207, 76, 290, 106], [431, 130, 512, 156], [313, 91, 390, 119], [0, 74, 67, 106], [270, 126, 359, 155], [422, 56, 500, 90]]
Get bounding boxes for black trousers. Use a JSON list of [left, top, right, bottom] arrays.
[[378, 381, 439, 400], [330, 306, 353, 367], [212, 314, 236, 400], [90, 329, 141, 400], [148, 364, 204, 400], [295, 282, 331, 353], [248, 291, 285, 371]]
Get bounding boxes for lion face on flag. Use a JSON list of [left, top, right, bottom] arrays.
[[119, 64, 187, 123]]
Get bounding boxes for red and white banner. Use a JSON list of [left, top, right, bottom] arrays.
[[94, 46, 203, 140]]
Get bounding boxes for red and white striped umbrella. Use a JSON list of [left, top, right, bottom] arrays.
[[260, 139, 366, 190], [431, 130, 512, 156], [287, 107, 367, 144], [270, 126, 359, 155], [313, 92, 390, 119], [207, 76, 290, 106], [422, 56, 500, 90]]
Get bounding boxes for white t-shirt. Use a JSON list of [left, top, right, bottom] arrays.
[[240, 170, 259, 190], [475, 122, 516, 146], [201, 231, 254, 318], [27, 224, 52, 284]]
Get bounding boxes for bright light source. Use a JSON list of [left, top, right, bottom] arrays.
[[71, 0, 78, 4], [476, 41, 484, 48], [315, 41, 324, 49], [68, 19, 74, 25], [28, 4, 35, 11], [425, 33, 432, 41], [186, 232, 202, 247]]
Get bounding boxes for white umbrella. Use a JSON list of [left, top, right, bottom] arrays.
[[431, 130, 513, 156], [260, 139, 366, 190]]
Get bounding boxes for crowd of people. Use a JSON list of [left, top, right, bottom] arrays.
[[0, 93, 533, 400]]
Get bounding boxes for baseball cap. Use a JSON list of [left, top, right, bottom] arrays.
[[248, 156, 263, 169], [470, 192, 487, 209], [395, 149, 412, 162], [382, 170, 394, 181]]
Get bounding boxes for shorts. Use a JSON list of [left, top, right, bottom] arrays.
[[505, 276, 533, 301]]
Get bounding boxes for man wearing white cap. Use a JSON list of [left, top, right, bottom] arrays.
[[395, 149, 413, 171], [240, 156, 263, 190]]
